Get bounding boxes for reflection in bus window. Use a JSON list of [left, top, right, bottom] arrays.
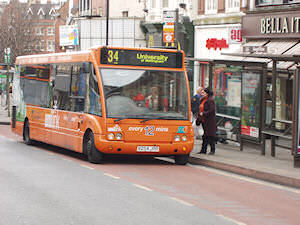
[[101, 68, 189, 120]]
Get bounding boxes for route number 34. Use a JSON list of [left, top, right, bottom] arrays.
[[107, 50, 119, 64]]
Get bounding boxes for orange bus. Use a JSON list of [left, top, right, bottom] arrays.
[[11, 46, 194, 165]]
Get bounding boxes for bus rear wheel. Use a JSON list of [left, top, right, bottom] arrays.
[[86, 132, 103, 164], [24, 121, 33, 145], [174, 154, 189, 165]]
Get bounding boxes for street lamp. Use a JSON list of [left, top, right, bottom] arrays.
[[106, 0, 109, 46]]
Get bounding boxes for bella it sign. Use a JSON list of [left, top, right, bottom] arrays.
[[261, 17, 300, 34], [242, 12, 300, 38]]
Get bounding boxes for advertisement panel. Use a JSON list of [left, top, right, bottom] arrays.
[[241, 72, 261, 140], [59, 25, 79, 46], [163, 10, 175, 43]]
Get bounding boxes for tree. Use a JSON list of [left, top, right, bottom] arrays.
[[0, 0, 41, 65]]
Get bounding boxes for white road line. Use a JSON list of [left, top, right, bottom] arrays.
[[0, 135, 15, 142], [217, 214, 247, 225], [190, 164, 300, 194], [133, 184, 153, 192], [80, 164, 94, 170], [103, 173, 120, 179], [169, 197, 194, 207]]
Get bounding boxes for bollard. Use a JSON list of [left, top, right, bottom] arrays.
[[12, 105, 16, 128]]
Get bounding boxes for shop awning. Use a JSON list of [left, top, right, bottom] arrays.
[[222, 40, 300, 70]]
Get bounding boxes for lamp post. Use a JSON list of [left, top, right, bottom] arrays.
[[106, 0, 109, 46]]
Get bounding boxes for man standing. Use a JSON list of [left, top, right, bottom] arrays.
[[191, 87, 203, 139]]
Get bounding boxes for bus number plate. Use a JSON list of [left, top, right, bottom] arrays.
[[137, 146, 159, 152]]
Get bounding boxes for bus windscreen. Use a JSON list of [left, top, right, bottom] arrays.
[[100, 47, 183, 68]]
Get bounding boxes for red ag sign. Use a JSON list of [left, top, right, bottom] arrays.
[[206, 38, 229, 50], [230, 28, 242, 43]]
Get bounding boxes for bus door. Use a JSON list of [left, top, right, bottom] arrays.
[[52, 63, 88, 151]]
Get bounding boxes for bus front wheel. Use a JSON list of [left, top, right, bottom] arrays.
[[86, 132, 103, 164], [24, 121, 33, 145], [174, 154, 189, 165]]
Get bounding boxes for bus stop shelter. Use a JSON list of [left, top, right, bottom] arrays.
[[223, 52, 300, 168]]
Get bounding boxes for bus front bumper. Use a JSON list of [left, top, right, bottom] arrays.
[[94, 134, 194, 155]]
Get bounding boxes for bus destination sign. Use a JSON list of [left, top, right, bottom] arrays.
[[100, 48, 183, 68]]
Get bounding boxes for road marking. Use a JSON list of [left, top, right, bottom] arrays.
[[169, 197, 194, 207], [103, 173, 120, 179], [190, 164, 300, 194], [80, 164, 94, 170], [0, 135, 15, 142], [133, 184, 153, 192], [217, 214, 247, 225]]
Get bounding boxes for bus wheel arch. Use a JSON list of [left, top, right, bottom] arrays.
[[83, 129, 103, 164]]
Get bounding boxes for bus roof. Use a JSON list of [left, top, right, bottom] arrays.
[[16, 50, 92, 65]]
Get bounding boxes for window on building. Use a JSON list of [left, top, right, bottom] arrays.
[[36, 27, 44, 36], [152, 0, 156, 8], [255, 0, 283, 6], [205, 0, 218, 14], [47, 27, 55, 36], [122, 11, 129, 17], [36, 40, 44, 52], [47, 40, 55, 52], [226, 0, 240, 12], [163, 0, 169, 7]]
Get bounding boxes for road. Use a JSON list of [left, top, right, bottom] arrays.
[[0, 125, 299, 225]]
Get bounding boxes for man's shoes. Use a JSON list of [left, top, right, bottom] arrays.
[[197, 151, 206, 154], [208, 152, 215, 155]]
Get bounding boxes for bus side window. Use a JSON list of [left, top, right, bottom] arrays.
[[69, 63, 87, 112], [85, 64, 102, 116], [53, 64, 72, 111]]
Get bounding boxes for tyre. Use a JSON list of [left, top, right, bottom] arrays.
[[86, 132, 103, 164], [174, 154, 189, 165], [24, 121, 33, 145]]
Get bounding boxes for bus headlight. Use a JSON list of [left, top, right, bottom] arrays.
[[116, 133, 122, 140], [181, 135, 187, 142], [174, 135, 180, 142], [107, 133, 114, 140]]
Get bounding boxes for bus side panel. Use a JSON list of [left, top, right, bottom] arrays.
[[11, 121, 24, 137], [27, 106, 52, 144]]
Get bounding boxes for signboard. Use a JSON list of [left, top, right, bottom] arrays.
[[100, 47, 183, 68], [229, 27, 242, 43], [206, 38, 229, 50], [241, 72, 261, 140], [59, 25, 79, 46], [163, 10, 175, 43], [242, 11, 300, 38]]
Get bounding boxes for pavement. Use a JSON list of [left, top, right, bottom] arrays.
[[0, 105, 299, 189]]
